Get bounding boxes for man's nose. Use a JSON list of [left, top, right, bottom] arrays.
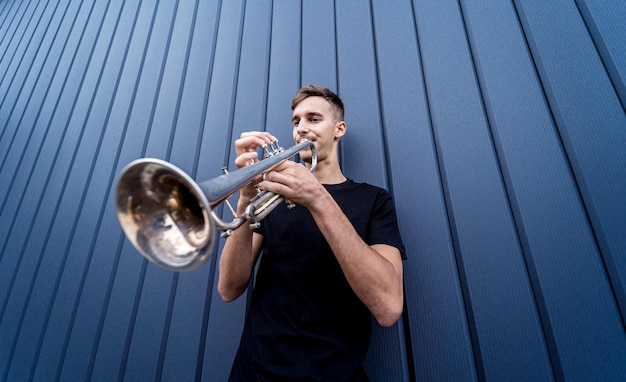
[[296, 123, 309, 135]]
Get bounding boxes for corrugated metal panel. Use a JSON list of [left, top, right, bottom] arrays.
[[1, 0, 624, 381]]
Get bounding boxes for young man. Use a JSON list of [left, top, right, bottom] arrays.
[[218, 85, 405, 381]]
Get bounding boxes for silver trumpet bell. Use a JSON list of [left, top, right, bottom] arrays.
[[115, 139, 316, 272]]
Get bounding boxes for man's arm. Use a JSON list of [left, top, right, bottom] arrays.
[[217, 196, 264, 302], [259, 163, 404, 327], [217, 132, 275, 302], [308, 193, 404, 327]]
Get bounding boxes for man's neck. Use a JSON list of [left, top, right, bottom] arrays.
[[309, 160, 346, 185]]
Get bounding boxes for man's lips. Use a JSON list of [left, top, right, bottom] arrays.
[[297, 136, 316, 144]]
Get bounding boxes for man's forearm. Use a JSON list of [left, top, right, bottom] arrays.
[[217, 198, 261, 302]]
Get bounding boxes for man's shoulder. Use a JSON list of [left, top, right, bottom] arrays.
[[342, 179, 391, 198], [329, 178, 388, 193], [328, 179, 393, 210]]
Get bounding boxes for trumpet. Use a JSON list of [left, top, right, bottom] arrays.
[[115, 139, 316, 272]]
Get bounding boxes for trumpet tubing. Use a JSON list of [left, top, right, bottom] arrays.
[[115, 139, 316, 272]]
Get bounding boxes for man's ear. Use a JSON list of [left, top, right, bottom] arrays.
[[335, 121, 346, 139]]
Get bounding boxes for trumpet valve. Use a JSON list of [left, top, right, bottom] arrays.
[[263, 140, 283, 158]]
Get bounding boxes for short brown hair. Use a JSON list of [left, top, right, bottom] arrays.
[[291, 85, 344, 122]]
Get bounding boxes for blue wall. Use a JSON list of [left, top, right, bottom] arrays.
[[1, 0, 625, 381]]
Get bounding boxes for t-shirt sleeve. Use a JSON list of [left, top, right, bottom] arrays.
[[368, 191, 406, 260]]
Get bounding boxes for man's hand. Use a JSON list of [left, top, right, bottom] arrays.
[[234, 131, 277, 167], [257, 160, 326, 209], [233, 131, 277, 200]]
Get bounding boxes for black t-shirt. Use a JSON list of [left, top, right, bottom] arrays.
[[229, 179, 405, 382]]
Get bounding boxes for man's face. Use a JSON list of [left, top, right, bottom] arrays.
[[291, 96, 343, 163]]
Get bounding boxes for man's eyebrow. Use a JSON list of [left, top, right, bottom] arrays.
[[294, 111, 323, 119], [292, 111, 325, 124]]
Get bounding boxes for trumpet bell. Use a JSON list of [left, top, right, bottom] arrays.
[[116, 158, 215, 272]]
